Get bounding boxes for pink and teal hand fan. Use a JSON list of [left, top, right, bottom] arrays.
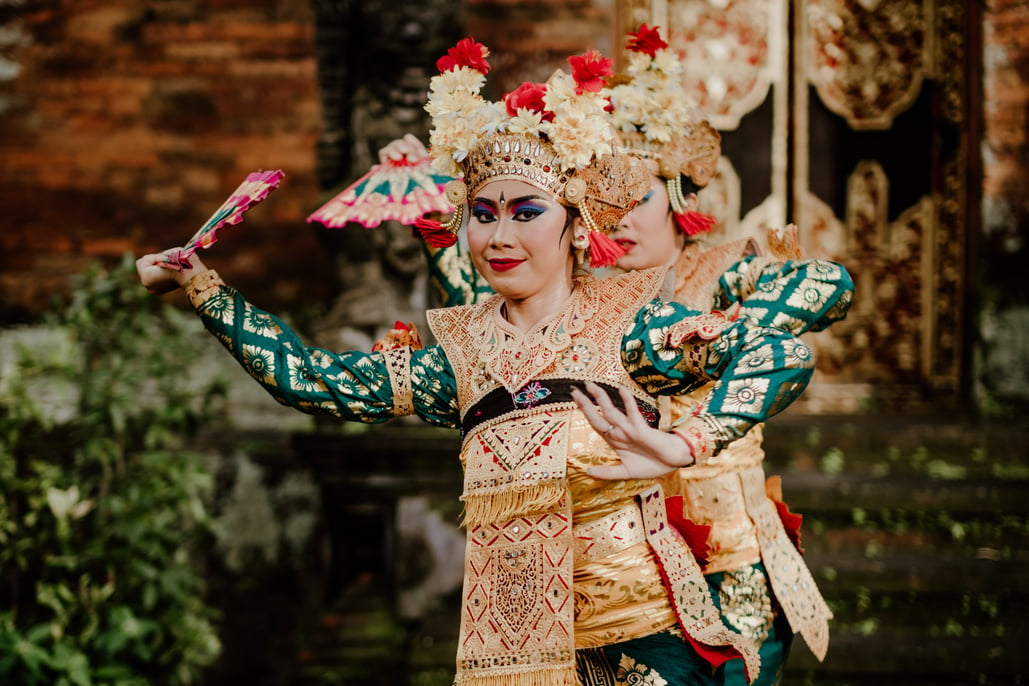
[[307, 157, 454, 229], [162, 169, 285, 271]]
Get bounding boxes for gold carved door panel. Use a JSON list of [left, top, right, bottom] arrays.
[[616, 0, 974, 411]]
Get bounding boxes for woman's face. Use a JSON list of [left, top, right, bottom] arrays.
[[609, 175, 685, 271], [466, 178, 574, 303]]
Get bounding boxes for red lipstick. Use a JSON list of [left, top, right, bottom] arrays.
[[488, 259, 523, 272]]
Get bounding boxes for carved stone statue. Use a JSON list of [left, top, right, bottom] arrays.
[[308, 0, 463, 350]]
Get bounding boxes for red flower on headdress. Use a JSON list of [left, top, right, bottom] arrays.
[[568, 50, 613, 95], [436, 37, 491, 74], [504, 82, 555, 122], [627, 24, 668, 57]]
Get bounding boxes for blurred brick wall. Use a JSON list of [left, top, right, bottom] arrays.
[[0, 0, 615, 324], [0, 1, 332, 322]]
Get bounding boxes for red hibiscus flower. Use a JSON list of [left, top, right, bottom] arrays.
[[627, 23, 668, 57], [503, 82, 555, 121], [568, 50, 613, 94], [436, 37, 491, 74]]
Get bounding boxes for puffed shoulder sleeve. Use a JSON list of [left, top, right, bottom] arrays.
[[623, 299, 815, 461], [184, 270, 459, 428], [714, 256, 854, 334]]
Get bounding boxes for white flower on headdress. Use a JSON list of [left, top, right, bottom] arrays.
[[548, 108, 613, 170], [507, 107, 544, 137], [652, 48, 684, 76], [541, 70, 615, 170], [542, 71, 578, 113], [626, 51, 652, 75], [603, 33, 699, 146], [480, 100, 510, 135], [430, 66, 486, 96]]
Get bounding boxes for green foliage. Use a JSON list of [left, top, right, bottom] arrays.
[[0, 256, 227, 685]]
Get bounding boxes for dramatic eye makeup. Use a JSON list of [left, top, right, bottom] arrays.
[[510, 199, 548, 221], [470, 194, 550, 223], [471, 201, 497, 222]]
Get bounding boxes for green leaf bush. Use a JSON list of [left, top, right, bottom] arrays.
[[0, 256, 226, 685]]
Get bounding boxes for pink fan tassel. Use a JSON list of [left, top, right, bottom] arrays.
[[674, 210, 717, 236], [414, 216, 459, 248], [587, 230, 627, 268]]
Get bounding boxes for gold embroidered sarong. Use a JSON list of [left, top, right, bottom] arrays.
[[431, 270, 667, 685]]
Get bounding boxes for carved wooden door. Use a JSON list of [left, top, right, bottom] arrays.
[[617, 0, 977, 412]]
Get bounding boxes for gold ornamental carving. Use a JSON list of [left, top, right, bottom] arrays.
[[800, 162, 937, 406], [803, 0, 929, 130], [935, 0, 966, 126]]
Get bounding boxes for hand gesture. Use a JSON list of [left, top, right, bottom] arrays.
[[571, 382, 695, 480], [378, 133, 428, 165], [136, 250, 207, 295]]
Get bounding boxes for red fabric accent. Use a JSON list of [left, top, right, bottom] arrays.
[[568, 50, 613, 95], [626, 23, 668, 57], [650, 520, 749, 680], [664, 495, 712, 568], [414, 216, 458, 248], [586, 230, 626, 268], [773, 499, 804, 554], [436, 37, 491, 74], [766, 476, 804, 553], [683, 632, 747, 677], [673, 210, 717, 236]]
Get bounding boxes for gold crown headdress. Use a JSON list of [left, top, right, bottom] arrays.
[[605, 25, 722, 236], [415, 38, 648, 267]]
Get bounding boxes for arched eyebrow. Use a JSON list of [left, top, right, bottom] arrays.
[[472, 194, 547, 208]]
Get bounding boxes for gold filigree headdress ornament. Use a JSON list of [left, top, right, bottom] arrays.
[[605, 24, 722, 236], [414, 37, 649, 268]]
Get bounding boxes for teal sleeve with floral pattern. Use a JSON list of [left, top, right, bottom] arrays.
[[714, 257, 853, 334], [424, 242, 493, 307], [623, 299, 815, 459], [192, 283, 460, 428]]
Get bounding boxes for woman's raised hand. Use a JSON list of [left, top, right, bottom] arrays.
[[136, 250, 207, 295], [378, 133, 429, 165], [571, 381, 695, 480]]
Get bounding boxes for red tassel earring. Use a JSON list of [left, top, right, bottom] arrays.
[[413, 179, 466, 247], [587, 230, 626, 268], [414, 213, 460, 247], [673, 209, 716, 237]]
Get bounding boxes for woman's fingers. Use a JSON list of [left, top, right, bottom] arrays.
[[582, 382, 626, 434], [571, 386, 613, 434], [586, 463, 632, 480], [135, 249, 203, 295], [378, 134, 428, 164], [617, 386, 648, 430]]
